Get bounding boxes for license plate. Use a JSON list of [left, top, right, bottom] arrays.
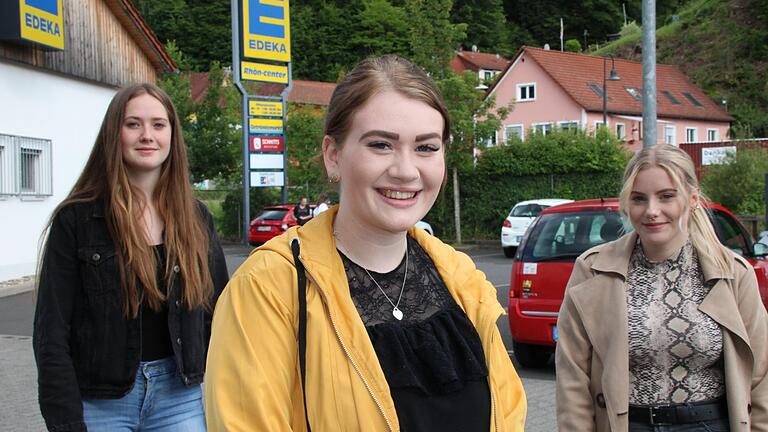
[[257, 226, 271, 231], [516, 235, 523, 243], [553, 326, 558, 342]]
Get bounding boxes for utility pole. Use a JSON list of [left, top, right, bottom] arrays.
[[642, 0, 657, 147]]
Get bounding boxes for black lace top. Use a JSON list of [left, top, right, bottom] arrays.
[[339, 236, 491, 431]]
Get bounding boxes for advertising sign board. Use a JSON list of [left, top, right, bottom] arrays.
[[0, 0, 64, 50], [250, 136, 284, 151], [249, 153, 284, 169], [249, 100, 283, 117], [249, 118, 284, 134], [242, 0, 290, 62], [241, 61, 289, 84], [251, 171, 285, 187]]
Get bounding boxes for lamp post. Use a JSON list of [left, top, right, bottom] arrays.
[[602, 54, 620, 128]]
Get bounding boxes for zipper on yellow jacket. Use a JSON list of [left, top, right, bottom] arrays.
[[296, 253, 395, 432]]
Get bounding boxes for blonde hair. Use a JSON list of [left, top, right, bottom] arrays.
[[619, 144, 731, 273]]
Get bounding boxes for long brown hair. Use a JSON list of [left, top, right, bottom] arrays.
[[40, 83, 213, 318], [619, 144, 731, 273]]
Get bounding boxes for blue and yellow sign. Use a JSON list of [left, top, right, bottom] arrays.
[[19, 0, 64, 49], [249, 100, 283, 117], [241, 61, 289, 84], [249, 118, 284, 135], [242, 0, 290, 62]]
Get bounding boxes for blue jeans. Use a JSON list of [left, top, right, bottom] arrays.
[[629, 417, 730, 431], [82, 357, 205, 431]]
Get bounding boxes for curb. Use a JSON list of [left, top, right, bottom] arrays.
[[0, 279, 35, 299]]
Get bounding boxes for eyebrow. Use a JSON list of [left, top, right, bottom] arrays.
[[630, 188, 678, 195], [124, 116, 169, 121], [359, 130, 442, 142]]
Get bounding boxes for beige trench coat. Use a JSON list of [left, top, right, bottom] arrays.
[[556, 232, 768, 431]]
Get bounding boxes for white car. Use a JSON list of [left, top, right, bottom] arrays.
[[501, 198, 573, 257]]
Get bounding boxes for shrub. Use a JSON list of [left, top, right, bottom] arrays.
[[701, 146, 768, 215]]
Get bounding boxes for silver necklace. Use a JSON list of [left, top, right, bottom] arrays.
[[335, 231, 408, 320]]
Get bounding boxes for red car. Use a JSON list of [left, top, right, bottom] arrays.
[[249, 205, 308, 245], [508, 198, 768, 368]]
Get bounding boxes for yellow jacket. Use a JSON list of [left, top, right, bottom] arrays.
[[205, 206, 527, 431]]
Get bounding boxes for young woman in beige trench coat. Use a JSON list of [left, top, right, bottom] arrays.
[[556, 144, 768, 432]]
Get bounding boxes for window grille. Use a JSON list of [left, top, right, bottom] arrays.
[[0, 134, 53, 197]]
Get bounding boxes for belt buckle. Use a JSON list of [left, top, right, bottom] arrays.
[[649, 405, 673, 425]]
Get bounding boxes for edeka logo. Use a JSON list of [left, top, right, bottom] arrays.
[[25, 0, 58, 15], [242, 0, 290, 62], [25, 13, 61, 36], [249, 1, 284, 38], [19, 0, 64, 49]]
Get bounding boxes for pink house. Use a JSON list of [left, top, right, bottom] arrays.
[[485, 46, 733, 151]]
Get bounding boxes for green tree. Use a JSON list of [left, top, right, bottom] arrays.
[[406, 0, 467, 78], [701, 147, 768, 216], [185, 62, 241, 181], [564, 39, 582, 52], [291, 3, 360, 81], [451, 0, 512, 56], [437, 71, 512, 243], [286, 107, 327, 200], [351, 0, 411, 58]]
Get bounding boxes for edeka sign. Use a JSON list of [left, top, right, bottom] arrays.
[[241, 61, 288, 84], [19, 0, 64, 49], [242, 0, 290, 62]]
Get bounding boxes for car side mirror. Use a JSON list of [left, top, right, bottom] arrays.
[[754, 242, 768, 257]]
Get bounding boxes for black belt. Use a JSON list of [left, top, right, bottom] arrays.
[[628, 398, 728, 425]]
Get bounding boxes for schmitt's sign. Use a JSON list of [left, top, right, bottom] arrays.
[[0, 0, 65, 50], [242, 0, 290, 62]]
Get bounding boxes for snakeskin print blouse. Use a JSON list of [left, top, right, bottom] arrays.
[[626, 240, 725, 405]]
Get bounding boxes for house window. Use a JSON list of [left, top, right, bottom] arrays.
[[625, 87, 642, 101], [483, 70, 493, 81], [594, 121, 605, 131], [686, 127, 697, 142], [683, 92, 704, 107], [532, 122, 553, 135], [662, 90, 681, 105], [664, 126, 676, 145], [587, 83, 604, 98], [558, 121, 579, 131], [0, 134, 53, 197], [707, 128, 719, 142], [616, 123, 626, 139], [504, 125, 524, 142], [486, 131, 498, 147], [517, 83, 536, 101]]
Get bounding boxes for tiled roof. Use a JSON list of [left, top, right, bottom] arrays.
[[450, 51, 510, 73], [489, 46, 732, 122], [191, 73, 335, 106]]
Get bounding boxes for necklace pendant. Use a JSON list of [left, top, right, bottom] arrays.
[[392, 307, 403, 321]]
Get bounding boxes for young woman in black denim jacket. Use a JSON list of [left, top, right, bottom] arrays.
[[33, 83, 228, 431]]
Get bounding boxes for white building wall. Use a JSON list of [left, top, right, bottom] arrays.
[[0, 61, 116, 281]]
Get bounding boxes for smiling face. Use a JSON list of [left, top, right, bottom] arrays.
[[324, 90, 445, 235], [628, 165, 698, 258], [120, 93, 172, 177]]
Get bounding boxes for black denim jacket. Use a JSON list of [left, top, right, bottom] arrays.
[[33, 200, 229, 432]]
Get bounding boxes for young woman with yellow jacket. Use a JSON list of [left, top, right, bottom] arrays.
[[204, 55, 527, 431], [556, 144, 768, 431]]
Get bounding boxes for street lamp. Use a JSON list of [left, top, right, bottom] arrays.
[[602, 54, 620, 127]]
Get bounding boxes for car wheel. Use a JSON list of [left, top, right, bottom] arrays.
[[503, 247, 516, 258], [512, 341, 552, 368]]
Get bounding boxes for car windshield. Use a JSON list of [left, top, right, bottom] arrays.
[[511, 204, 548, 217], [520, 210, 630, 262], [255, 209, 288, 221]]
